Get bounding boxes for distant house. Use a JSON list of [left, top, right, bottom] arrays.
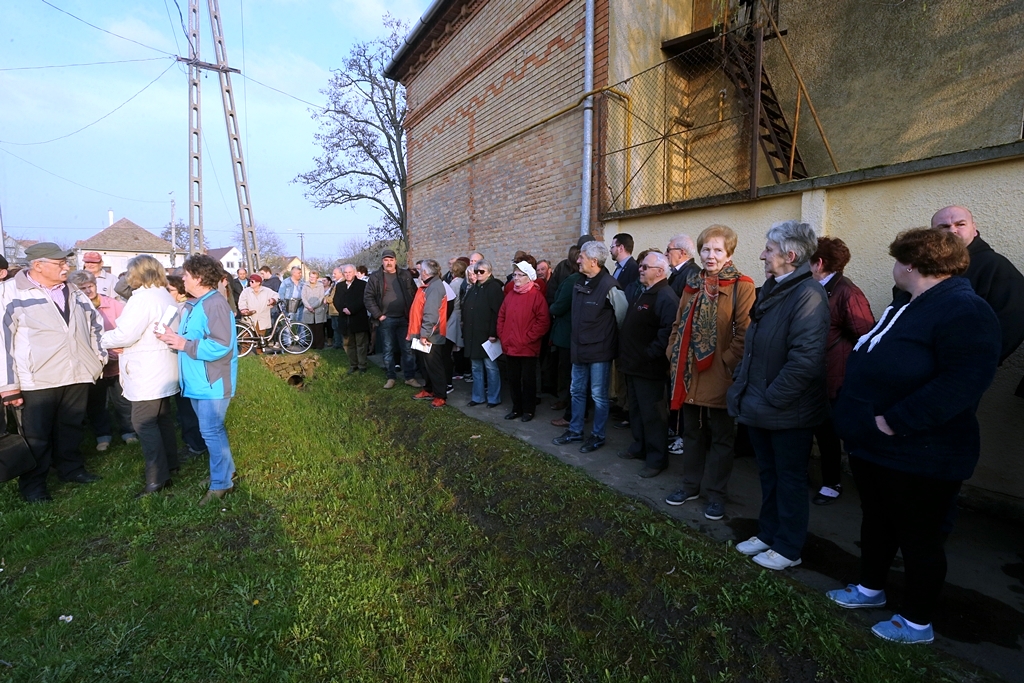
[[264, 255, 303, 276], [4, 237, 38, 264], [207, 246, 245, 273], [74, 218, 175, 274]]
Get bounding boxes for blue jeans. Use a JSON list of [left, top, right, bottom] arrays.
[[191, 398, 235, 491], [471, 357, 502, 404], [379, 316, 416, 380], [747, 426, 814, 562], [570, 361, 611, 439]]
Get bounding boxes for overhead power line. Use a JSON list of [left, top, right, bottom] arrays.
[[0, 57, 172, 71], [0, 61, 177, 146], [240, 74, 324, 110], [39, 0, 177, 56], [0, 147, 166, 204]]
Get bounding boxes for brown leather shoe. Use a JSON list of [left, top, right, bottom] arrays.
[[550, 417, 570, 427], [198, 486, 234, 507]]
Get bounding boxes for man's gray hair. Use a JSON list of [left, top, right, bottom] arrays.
[[668, 234, 697, 257], [766, 220, 818, 266], [341, 263, 356, 272], [580, 240, 608, 267], [418, 259, 441, 278], [644, 251, 670, 272], [67, 269, 96, 287]]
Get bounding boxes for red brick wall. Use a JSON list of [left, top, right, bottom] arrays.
[[403, 0, 610, 269]]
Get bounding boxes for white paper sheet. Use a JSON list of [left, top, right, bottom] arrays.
[[411, 337, 432, 353], [482, 339, 503, 361]]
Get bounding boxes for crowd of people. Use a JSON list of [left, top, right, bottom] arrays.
[[1, 202, 1022, 647], [0, 249, 238, 507], [343, 204, 1023, 645]]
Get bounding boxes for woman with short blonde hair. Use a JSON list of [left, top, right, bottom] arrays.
[[125, 254, 168, 290], [101, 254, 180, 497]]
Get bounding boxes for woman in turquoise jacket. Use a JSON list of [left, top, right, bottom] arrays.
[[157, 254, 238, 505]]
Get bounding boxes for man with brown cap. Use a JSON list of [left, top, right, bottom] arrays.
[[81, 251, 118, 299], [0, 243, 107, 502]]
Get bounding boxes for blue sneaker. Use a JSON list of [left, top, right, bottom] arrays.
[[871, 614, 934, 644], [704, 501, 725, 520], [826, 584, 887, 609], [665, 489, 699, 506]]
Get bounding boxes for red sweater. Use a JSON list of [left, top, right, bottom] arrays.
[[496, 285, 550, 357]]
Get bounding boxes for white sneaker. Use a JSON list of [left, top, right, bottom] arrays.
[[95, 441, 110, 452], [752, 549, 801, 570], [735, 536, 770, 556], [668, 437, 685, 455]]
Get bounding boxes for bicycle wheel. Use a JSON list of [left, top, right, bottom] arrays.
[[280, 322, 313, 354], [236, 324, 258, 357]]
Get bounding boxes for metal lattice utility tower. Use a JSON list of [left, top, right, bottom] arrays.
[[180, 0, 260, 272]]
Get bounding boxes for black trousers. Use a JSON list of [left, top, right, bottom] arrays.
[[539, 334, 557, 396], [175, 391, 206, 453], [813, 399, 843, 488], [86, 375, 133, 440], [309, 322, 325, 350], [132, 396, 179, 487], [680, 404, 736, 502], [19, 383, 90, 497], [852, 455, 961, 625], [507, 355, 538, 415], [441, 339, 455, 388], [418, 345, 447, 399], [625, 375, 669, 470], [555, 346, 572, 405]]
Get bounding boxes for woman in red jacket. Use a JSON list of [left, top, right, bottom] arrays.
[[497, 261, 551, 422], [809, 237, 875, 505]]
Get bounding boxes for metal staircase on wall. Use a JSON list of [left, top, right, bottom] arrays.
[[722, 32, 807, 182]]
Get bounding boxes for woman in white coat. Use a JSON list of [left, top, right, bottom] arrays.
[[101, 255, 181, 497]]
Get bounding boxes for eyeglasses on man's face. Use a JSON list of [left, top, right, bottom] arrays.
[[638, 264, 663, 271]]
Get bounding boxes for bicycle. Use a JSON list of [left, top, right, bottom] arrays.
[[236, 300, 313, 357]]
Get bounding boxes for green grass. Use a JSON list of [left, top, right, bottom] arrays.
[[0, 353, 988, 682]]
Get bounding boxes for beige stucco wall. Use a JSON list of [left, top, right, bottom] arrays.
[[767, 0, 1024, 177], [606, 156, 1024, 501], [607, 0, 691, 85]]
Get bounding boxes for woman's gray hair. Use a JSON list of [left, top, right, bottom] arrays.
[[579, 240, 608, 267], [475, 259, 492, 275], [67, 269, 96, 287], [765, 220, 818, 266]]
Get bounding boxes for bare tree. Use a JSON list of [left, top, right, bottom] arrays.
[[234, 222, 285, 261], [296, 15, 408, 248], [159, 220, 204, 252]]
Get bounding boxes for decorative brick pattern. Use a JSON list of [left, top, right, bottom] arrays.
[[403, 0, 610, 268]]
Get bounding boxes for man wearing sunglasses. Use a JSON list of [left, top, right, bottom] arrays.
[[0, 243, 107, 502]]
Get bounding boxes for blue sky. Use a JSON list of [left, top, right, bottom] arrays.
[[0, 0, 429, 258]]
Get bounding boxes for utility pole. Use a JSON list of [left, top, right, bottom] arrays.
[[299, 232, 305, 277], [169, 193, 176, 266], [0, 199, 7, 261], [180, 0, 260, 271]]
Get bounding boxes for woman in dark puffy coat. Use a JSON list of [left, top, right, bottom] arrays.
[[825, 228, 1000, 645], [727, 220, 830, 572], [808, 237, 875, 505], [496, 261, 550, 421]]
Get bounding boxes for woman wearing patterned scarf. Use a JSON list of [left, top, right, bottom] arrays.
[[664, 225, 756, 522]]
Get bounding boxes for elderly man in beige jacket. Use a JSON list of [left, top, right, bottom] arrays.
[[0, 243, 107, 502]]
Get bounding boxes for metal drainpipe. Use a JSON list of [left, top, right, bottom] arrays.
[[579, 0, 595, 237]]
